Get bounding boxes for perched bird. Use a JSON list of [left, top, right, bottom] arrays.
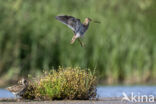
[[6, 78, 28, 98], [56, 15, 100, 47]]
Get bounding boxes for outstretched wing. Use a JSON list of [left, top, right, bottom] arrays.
[[56, 15, 81, 32]]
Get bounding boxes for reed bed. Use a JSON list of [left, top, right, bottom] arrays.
[[0, 0, 155, 84]]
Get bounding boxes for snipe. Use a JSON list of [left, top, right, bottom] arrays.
[[56, 15, 100, 47], [6, 78, 28, 97]]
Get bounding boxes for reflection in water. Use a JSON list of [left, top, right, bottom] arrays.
[[0, 86, 156, 98]]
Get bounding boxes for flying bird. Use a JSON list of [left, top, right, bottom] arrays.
[[56, 15, 100, 47], [6, 78, 28, 98]]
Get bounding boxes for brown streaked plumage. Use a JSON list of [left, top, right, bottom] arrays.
[[6, 78, 28, 97], [56, 15, 99, 47]]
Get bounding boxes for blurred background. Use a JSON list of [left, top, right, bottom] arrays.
[[0, 0, 155, 87]]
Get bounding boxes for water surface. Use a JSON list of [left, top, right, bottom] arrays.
[[97, 86, 156, 98]]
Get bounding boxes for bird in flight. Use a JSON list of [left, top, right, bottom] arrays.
[[56, 15, 100, 47]]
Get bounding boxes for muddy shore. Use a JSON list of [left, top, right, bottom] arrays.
[[0, 97, 155, 104]]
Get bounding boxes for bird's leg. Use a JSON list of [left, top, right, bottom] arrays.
[[71, 35, 85, 47], [78, 38, 85, 47], [71, 35, 77, 44]]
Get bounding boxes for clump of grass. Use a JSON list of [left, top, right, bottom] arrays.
[[23, 67, 96, 100]]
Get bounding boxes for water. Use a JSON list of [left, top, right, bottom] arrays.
[[0, 89, 15, 98], [0, 86, 156, 98], [97, 86, 156, 98]]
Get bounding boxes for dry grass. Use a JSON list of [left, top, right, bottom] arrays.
[[23, 67, 97, 100]]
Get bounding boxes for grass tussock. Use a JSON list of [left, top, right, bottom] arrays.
[[23, 67, 96, 100]]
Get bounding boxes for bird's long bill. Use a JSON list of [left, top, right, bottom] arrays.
[[92, 20, 101, 24]]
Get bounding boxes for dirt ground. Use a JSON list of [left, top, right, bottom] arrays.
[[0, 98, 155, 104]]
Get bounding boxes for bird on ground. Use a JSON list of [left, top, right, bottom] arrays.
[[56, 15, 100, 47], [6, 78, 28, 98]]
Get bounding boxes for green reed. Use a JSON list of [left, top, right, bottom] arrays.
[[0, 0, 155, 85]]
